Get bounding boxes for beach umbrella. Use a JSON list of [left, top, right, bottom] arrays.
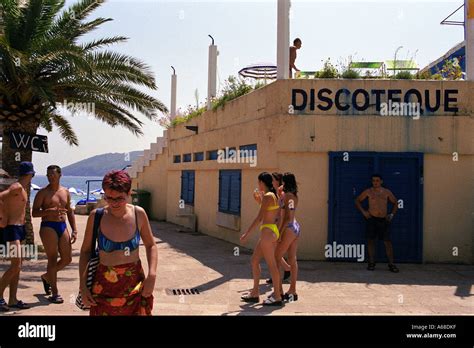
[[68, 187, 79, 194], [238, 63, 277, 80]]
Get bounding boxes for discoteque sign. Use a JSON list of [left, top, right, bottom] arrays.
[[291, 88, 459, 114]]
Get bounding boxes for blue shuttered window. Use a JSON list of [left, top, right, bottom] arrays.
[[173, 155, 181, 163], [194, 152, 204, 161], [181, 170, 195, 205], [183, 153, 192, 162], [218, 170, 241, 215], [207, 150, 218, 160]]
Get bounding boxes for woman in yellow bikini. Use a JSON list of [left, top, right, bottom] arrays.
[[240, 172, 283, 306], [253, 172, 291, 284]]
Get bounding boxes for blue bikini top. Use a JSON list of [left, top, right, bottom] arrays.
[[98, 207, 140, 253]]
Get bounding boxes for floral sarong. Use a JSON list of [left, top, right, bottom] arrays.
[[90, 260, 153, 316]]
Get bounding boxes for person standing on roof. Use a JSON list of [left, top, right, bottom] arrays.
[[290, 38, 302, 78]]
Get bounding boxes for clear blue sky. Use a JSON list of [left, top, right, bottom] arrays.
[[32, 0, 465, 173]]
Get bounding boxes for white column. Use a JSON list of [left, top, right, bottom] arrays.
[[207, 36, 218, 110], [170, 67, 177, 120], [466, 0, 474, 80], [277, 0, 290, 80]]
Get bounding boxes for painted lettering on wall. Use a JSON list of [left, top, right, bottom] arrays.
[[291, 88, 458, 114]]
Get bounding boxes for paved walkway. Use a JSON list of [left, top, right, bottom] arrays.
[[0, 215, 472, 315]]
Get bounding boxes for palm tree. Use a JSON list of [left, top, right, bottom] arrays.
[[0, 0, 168, 244]]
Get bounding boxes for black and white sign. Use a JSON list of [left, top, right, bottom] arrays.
[[8, 131, 49, 153]]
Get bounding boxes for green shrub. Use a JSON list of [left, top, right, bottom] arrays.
[[318, 58, 339, 78], [212, 76, 254, 111], [393, 71, 413, 80], [341, 69, 360, 79], [416, 71, 432, 80]]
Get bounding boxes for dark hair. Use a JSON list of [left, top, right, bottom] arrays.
[[271, 172, 283, 186], [371, 174, 383, 180], [102, 170, 132, 193], [294, 38, 302, 45], [282, 172, 298, 196], [258, 172, 277, 195], [47, 165, 62, 175]]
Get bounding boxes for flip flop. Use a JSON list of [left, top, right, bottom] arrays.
[[0, 299, 10, 312], [262, 296, 283, 306], [48, 295, 64, 304], [41, 275, 51, 295], [241, 294, 259, 303], [9, 300, 29, 310]]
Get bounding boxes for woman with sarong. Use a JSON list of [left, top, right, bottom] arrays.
[[79, 170, 157, 315]]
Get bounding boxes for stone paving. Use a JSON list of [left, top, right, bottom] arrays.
[[0, 215, 472, 316]]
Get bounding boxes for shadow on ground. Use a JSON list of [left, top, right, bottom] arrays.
[[150, 220, 474, 306]]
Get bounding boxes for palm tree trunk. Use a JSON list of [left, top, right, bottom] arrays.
[[1, 118, 41, 245]]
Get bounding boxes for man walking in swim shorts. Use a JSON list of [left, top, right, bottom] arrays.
[[32, 165, 77, 303], [0, 162, 35, 311], [355, 174, 399, 272]]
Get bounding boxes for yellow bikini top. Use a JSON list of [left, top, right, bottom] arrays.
[[264, 192, 279, 211]]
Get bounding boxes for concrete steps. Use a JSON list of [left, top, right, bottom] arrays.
[[128, 130, 168, 178]]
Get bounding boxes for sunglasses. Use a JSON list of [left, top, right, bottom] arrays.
[[104, 195, 127, 203]]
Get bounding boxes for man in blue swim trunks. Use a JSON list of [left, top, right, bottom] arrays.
[[0, 162, 35, 311], [32, 165, 77, 304]]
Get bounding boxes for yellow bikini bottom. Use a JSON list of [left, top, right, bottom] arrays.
[[259, 224, 280, 239]]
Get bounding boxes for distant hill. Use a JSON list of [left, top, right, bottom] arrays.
[[62, 151, 143, 177]]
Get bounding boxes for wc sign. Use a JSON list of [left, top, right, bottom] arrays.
[[8, 131, 49, 153]]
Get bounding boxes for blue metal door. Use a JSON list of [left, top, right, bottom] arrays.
[[328, 152, 423, 263]]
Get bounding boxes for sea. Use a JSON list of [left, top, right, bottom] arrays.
[[30, 175, 103, 207]]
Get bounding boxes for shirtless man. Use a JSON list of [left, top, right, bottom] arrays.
[[355, 174, 399, 272], [32, 165, 77, 304], [289, 38, 302, 78], [0, 162, 35, 311]]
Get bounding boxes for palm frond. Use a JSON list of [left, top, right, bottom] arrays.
[[40, 115, 53, 132], [50, 112, 79, 146], [19, 0, 65, 50], [49, 0, 106, 41], [81, 36, 128, 51], [86, 51, 158, 89]]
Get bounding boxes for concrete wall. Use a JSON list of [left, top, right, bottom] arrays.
[[133, 79, 474, 263], [423, 154, 474, 263]]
